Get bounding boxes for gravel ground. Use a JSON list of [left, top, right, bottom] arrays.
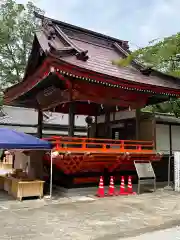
[[122, 226, 180, 240], [0, 189, 180, 239]]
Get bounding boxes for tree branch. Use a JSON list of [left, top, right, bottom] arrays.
[[5, 43, 20, 79]]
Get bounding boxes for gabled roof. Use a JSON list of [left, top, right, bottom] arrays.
[[29, 13, 180, 90], [4, 13, 180, 108]]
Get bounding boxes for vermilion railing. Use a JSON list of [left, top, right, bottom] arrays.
[[42, 136, 162, 174], [44, 136, 155, 153]]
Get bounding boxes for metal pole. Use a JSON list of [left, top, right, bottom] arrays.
[[164, 155, 173, 190], [167, 155, 172, 187], [50, 151, 53, 199]]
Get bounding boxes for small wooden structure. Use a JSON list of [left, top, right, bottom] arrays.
[[2, 175, 44, 201], [11, 178, 44, 201], [0, 129, 50, 199]]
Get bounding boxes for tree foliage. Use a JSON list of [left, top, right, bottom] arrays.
[[114, 33, 180, 116], [115, 33, 180, 77], [0, 0, 44, 95]]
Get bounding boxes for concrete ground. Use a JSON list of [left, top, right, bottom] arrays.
[[0, 185, 180, 239]]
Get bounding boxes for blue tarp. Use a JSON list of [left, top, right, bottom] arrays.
[[0, 128, 51, 149]]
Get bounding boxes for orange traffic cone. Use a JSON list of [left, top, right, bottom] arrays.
[[107, 176, 116, 196], [96, 176, 105, 197], [127, 176, 136, 195], [119, 176, 128, 195]]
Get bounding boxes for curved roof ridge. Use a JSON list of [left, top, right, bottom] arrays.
[[34, 12, 129, 51]]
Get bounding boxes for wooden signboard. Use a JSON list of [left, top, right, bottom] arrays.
[[36, 85, 70, 110]]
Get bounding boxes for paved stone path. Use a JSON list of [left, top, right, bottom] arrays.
[[123, 226, 180, 240], [0, 189, 180, 239]]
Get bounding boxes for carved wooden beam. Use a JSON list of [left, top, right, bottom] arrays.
[[54, 25, 89, 61]]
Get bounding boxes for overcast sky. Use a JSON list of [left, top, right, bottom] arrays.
[[16, 0, 180, 48]]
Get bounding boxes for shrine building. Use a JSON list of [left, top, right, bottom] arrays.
[[3, 13, 180, 186]]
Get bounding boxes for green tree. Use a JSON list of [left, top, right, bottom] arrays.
[[115, 33, 180, 77], [0, 0, 44, 103], [114, 33, 180, 116]]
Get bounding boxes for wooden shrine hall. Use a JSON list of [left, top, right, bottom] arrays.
[[3, 13, 180, 186]]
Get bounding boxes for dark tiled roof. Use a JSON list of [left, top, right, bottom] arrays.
[[34, 12, 129, 50], [33, 14, 180, 90], [60, 39, 180, 89], [4, 13, 180, 106]]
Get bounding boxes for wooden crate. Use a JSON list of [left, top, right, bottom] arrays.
[[11, 178, 44, 201]]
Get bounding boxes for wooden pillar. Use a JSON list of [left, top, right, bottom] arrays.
[[135, 108, 141, 140], [87, 123, 90, 138], [169, 124, 172, 155], [94, 115, 98, 138], [68, 102, 75, 137], [37, 108, 43, 138], [94, 105, 99, 138], [105, 108, 111, 138]]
